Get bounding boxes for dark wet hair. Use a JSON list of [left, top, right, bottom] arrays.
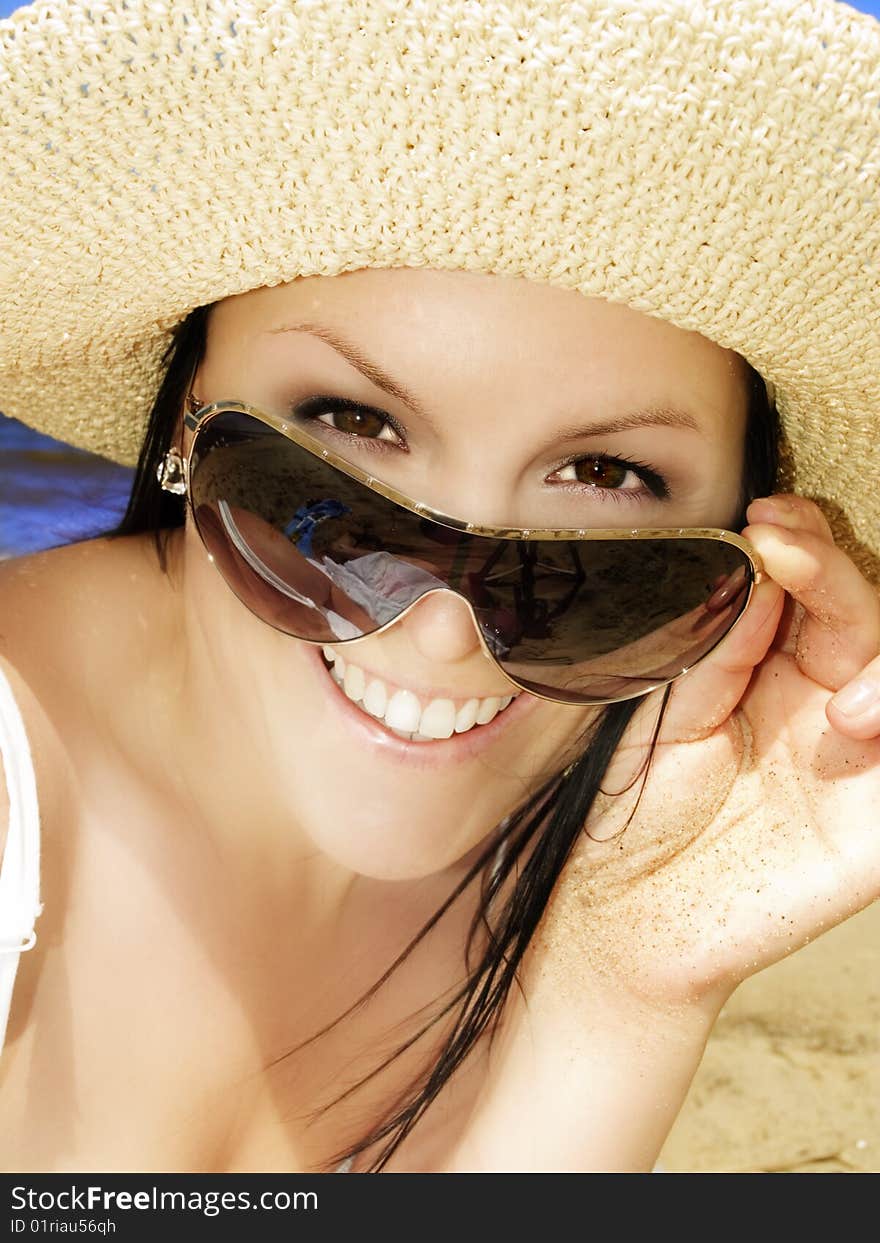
[[96, 302, 779, 1171]]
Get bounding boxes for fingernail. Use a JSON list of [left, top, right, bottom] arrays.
[[830, 678, 880, 717], [749, 496, 794, 525]]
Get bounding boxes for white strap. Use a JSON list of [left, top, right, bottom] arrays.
[[0, 661, 43, 1052]]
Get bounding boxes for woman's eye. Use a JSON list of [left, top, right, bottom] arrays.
[[316, 407, 399, 441], [294, 396, 403, 445], [556, 456, 648, 492]]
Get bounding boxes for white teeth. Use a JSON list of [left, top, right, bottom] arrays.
[[418, 698, 457, 740], [321, 649, 518, 742], [343, 662, 366, 703], [385, 689, 422, 733], [454, 698, 480, 733], [475, 696, 501, 725], [362, 678, 388, 718]]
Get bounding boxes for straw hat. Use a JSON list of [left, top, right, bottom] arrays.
[[1, 0, 878, 581]]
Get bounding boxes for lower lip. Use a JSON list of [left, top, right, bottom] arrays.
[[303, 643, 541, 769]]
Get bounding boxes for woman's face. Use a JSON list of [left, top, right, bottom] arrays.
[[179, 267, 750, 881]]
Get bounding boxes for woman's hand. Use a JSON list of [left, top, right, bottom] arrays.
[[440, 494, 880, 1172], [535, 493, 880, 1017]]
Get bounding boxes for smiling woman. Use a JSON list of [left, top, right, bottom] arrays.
[[0, 0, 879, 1177]]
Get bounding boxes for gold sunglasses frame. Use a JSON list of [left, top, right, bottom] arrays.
[[172, 395, 765, 706]]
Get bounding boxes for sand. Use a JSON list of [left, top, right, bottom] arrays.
[[658, 898, 880, 1173]]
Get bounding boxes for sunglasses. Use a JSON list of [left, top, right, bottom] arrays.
[[164, 397, 763, 707]]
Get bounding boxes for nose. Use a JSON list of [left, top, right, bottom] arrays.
[[401, 589, 486, 664]]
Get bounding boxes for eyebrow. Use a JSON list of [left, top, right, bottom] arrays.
[[265, 321, 704, 445], [266, 321, 433, 421]]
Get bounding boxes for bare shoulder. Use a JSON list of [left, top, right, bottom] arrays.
[[0, 662, 9, 868], [0, 532, 223, 1170], [0, 531, 174, 706], [0, 542, 93, 871], [0, 533, 163, 845], [0, 527, 183, 920], [0, 528, 176, 981]]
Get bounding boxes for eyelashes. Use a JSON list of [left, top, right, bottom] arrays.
[[553, 452, 670, 500], [294, 394, 407, 448], [290, 394, 671, 502]]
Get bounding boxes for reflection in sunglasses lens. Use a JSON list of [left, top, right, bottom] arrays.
[[189, 411, 753, 705]]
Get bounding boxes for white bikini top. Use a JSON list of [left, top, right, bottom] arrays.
[[0, 659, 43, 1055]]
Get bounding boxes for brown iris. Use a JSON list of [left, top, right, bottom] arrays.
[[327, 408, 387, 437], [573, 457, 629, 488]]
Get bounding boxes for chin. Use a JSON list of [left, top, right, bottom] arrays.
[[264, 650, 504, 879], [295, 782, 501, 882], [262, 634, 585, 879]]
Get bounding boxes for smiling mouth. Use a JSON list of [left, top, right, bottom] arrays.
[[319, 646, 521, 743]]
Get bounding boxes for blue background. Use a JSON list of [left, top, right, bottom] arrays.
[[1, 0, 878, 556]]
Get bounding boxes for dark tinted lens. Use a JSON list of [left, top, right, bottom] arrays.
[[188, 410, 752, 703], [188, 410, 488, 642], [477, 538, 752, 702]]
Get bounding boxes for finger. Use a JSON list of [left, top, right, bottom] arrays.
[[827, 654, 880, 740], [655, 573, 786, 743], [746, 493, 835, 544], [742, 521, 880, 691], [767, 592, 803, 655], [745, 497, 834, 656]]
